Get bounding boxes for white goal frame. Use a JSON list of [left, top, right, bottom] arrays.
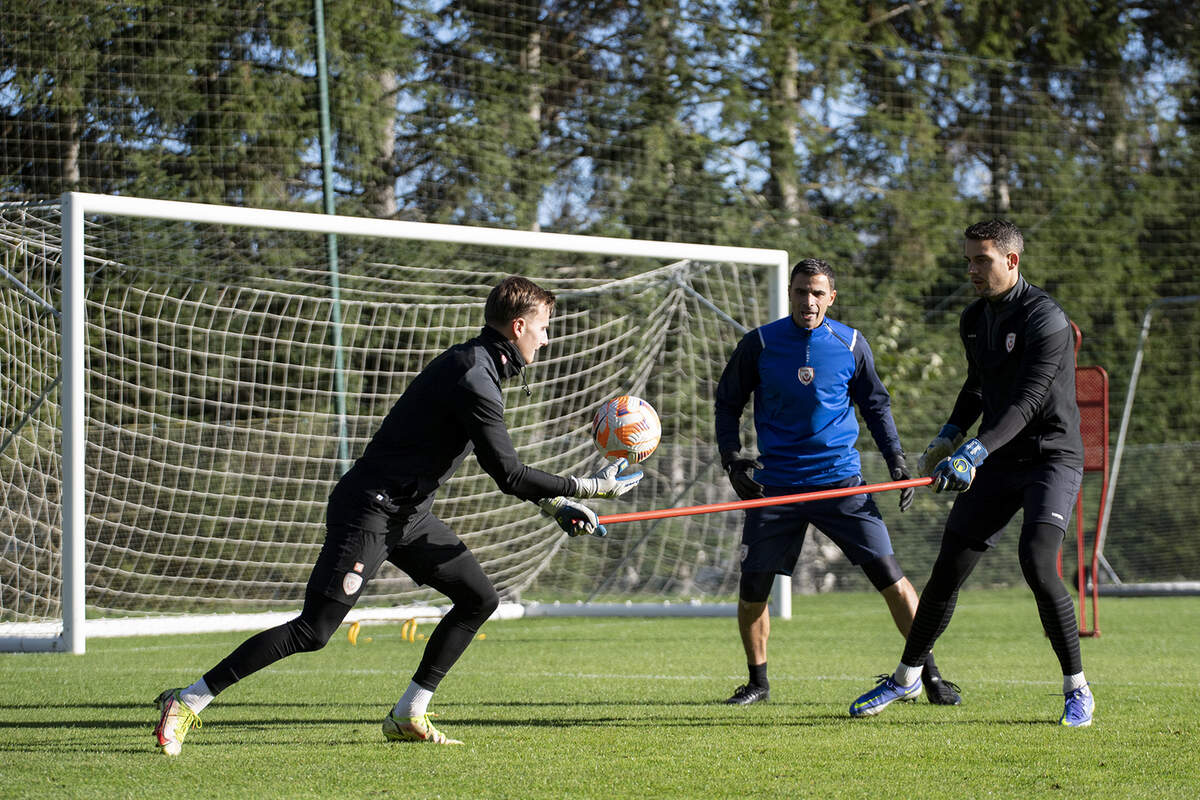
[[12, 191, 790, 653]]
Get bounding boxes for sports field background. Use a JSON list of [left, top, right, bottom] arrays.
[[2, 6, 1199, 795], [1, 588, 1195, 799], [4, 1, 1200, 634]]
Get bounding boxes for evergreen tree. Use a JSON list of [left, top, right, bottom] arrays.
[[585, 0, 740, 242], [1, 1, 142, 196], [323, 0, 430, 219]]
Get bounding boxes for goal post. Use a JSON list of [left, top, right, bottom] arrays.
[[1, 192, 791, 653], [61, 195, 86, 654]]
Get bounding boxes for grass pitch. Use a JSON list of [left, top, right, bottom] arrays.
[[1, 588, 1197, 799]]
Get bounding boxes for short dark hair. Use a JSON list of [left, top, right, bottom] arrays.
[[484, 275, 556, 326], [964, 219, 1024, 256], [790, 258, 835, 290]]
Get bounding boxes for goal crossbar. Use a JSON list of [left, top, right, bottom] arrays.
[[63, 192, 790, 266]]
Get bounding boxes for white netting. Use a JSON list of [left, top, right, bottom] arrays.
[[1, 200, 782, 629], [0, 204, 64, 627], [13, 198, 1158, 644], [1100, 298, 1200, 588]]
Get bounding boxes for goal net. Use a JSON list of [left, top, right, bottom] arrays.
[[1098, 296, 1200, 594], [1, 194, 788, 651]]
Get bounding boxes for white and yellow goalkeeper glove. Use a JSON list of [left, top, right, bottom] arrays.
[[539, 496, 607, 537], [570, 457, 643, 499]]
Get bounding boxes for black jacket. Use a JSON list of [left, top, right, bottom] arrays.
[[340, 325, 574, 507], [947, 277, 1084, 467]]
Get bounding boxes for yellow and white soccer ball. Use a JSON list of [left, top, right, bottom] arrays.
[[591, 395, 661, 463]]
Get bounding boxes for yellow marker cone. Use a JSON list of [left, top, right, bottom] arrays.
[[348, 621, 361, 646]]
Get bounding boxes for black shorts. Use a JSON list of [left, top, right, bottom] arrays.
[[740, 477, 894, 574], [308, 480, 473, 605], [945, 459, 1083, 549]]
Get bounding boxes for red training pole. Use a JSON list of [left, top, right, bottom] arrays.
[[597, 476, 933, 525]]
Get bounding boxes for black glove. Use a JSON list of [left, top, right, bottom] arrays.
[[721, 453, 764, 501], [887, 454, 914, 512]]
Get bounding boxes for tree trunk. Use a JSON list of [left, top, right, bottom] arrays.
[[763, 0, 804, 225], [988, 71, 1011, 213], [522, 25, 543, 232], [62, 113, 80, 189], [368, 70, 398, 218]]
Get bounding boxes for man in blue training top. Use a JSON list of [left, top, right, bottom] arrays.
[[714, 258, 959, 707]]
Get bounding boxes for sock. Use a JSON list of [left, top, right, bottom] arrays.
[[894, 663, 922, 687], [180, 677, 214, 714], [748, 662, 768, 688], [393, 681, 434, 719], [1063, 672, 1088, 694]]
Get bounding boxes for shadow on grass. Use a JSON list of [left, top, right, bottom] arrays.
[[0, 696, 841, 713], [0, 699, 370, 712], [0, 696, 1058, 759], [0, 712, 1062, 759]]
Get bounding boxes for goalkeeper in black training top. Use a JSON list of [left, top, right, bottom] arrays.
[[849, 219, 1095, 727], [154, 275, 643, 754]]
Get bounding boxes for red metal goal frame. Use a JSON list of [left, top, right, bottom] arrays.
[[1069, 322, 1105, 636]]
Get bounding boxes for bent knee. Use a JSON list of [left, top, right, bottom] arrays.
[[861, 554, 905, 592], [291, 617, 336, 653], [1019, 557, 1066, 597], [477, 587, 501, 619], [453, 584, 500, 625], [739, 571, 776, 603]]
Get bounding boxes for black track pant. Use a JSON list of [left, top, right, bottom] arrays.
[[900, 521, 1082, 676], [203, 552, 498, 696]]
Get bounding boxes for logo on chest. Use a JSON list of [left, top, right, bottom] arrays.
[[797, 367, 814, 385], [1005, 332, 1017, 352]]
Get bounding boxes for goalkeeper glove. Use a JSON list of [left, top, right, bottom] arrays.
[[917, 424, 964, 476], [931, 438, 988, 493], [571, 457, 643, 499], [539, 496, 607, 537], [886, 453, 915, 512], [721, 452, 764, 501]]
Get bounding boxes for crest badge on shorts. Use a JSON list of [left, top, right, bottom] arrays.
[[1005, 332, 1016, 352], [342, 572, 363, 596], [798, 366, 814, 385]]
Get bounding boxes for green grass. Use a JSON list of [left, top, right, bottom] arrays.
[[1, 588, 1198, 799]]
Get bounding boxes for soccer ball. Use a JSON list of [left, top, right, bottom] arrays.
[[592, 395, 661, 463]]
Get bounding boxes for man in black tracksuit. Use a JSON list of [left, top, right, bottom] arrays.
[[849, 219, 1096, 727], [153, 276, 642, 753]]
